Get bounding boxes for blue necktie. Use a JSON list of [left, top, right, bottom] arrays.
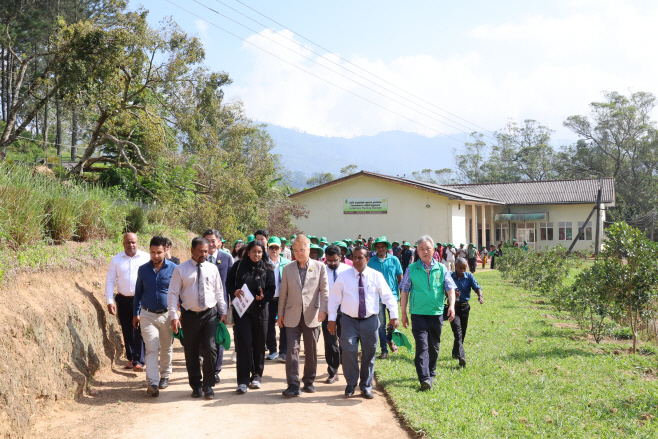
[[358, 273, 366, 318]]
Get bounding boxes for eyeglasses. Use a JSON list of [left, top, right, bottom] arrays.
[[269, 246, 280, 250]]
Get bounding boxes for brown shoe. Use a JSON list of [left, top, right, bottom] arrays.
[[387, 340, 398, 354], [326, 375, 340, 384], [124, 361, 134, 369], [132, 364, 145, 372], [378, 352, 389, 359]]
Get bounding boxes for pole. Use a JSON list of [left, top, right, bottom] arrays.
[[594, 176, 603, 255], [567, 206, 597, 254]]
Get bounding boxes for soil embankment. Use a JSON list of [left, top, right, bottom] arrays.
[[0, 267, 122, 438]]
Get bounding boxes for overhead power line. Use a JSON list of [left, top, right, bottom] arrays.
[[208, 0, 496, 143], [232, 0, 497, 136], [192, 0, 495, 144], [166, 0, 470, 145]]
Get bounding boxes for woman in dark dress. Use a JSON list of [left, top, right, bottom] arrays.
[[226, 240, 275, 394]]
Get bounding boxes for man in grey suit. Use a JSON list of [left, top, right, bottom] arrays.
[[278, 234, 329, 397]]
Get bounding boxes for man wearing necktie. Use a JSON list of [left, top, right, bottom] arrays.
[[202, 229, 234, 384], [323, 245, 351, 384], [328, 246, 399, 399], [167, 237, 227, 399]]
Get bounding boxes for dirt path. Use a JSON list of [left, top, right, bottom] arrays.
[[30, 333, 413, 439]]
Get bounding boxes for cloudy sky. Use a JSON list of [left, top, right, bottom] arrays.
[[136, 0, 658, 142]]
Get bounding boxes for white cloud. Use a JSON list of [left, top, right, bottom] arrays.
[[195, 20, 208, 35], [226, 2, 658, 142]]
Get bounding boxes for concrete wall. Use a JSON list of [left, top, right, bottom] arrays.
[[291, 175, 452, 244]]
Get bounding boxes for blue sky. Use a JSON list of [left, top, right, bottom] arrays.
[[134, 0, 658, 142]]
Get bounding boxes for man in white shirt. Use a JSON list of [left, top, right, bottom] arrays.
[[105, 233, 150, 372], [280, 236, 292, 260], [168, 237, 227, 399], [323, 245, 351, 384], [328, 246, 399, 399]]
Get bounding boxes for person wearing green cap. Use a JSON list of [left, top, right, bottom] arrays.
[[265, 236, 291, 362], [400, 241, 414, 274], [522, 240, 529, 251], [280, 237, 292, 260], [367, 237, 403, 359], [456, 243, 468, 260], [466, 243, 478, 273], [309, 244, 324, 261], [392, 240, 401, 258], [308, 236, 319, 246], [335, 241, 353, 267], [444, 243, 456, 272], [399, 235, 457, 391], [320, 237, 329, 250]]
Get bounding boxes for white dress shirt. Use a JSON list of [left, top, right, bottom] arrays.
[[326, 262, 351, 291], [328, 266, 399, 321], [282, 247, 292, 261], [167, 259, 226, 319], [105, 250, 150, 305], [272, 258, 282, 298]]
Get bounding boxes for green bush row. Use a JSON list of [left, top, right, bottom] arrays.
[[0, 162, 145, 249], [496, 223, 658, 353]]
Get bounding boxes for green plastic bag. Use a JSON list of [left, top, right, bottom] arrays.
[[172, 328, 184, 346], [215, 321, 231, 350]]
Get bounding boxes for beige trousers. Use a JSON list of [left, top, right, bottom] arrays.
[[140, 309, 173, 386]]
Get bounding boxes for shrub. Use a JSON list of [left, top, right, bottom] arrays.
[[46, 196, 77, 243], [125, 207, 145, 233]]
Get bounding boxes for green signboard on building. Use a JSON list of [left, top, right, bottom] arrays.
[[344, 197, 388, 214]]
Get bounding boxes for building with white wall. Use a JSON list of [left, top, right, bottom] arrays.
[[289, 171, 615, 253]]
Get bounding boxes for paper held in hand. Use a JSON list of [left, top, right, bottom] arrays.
[[233, 284, 254, 318]]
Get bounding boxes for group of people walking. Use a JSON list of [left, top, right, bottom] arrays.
[[105, 230, 484, 400]]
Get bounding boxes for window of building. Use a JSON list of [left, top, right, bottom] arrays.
[[559, 222, 572, 241], [495, 223, 509, 242], [578, 221, 593, 241], [540, 222, 554, 241]]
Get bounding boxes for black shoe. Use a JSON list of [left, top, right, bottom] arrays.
[[203, 385, 214, 399], [282, 385, 301, 397], [459, 357, 467, 368], [345, 385, 355, 396], [420, 380, 432, 391], [215, 374, 220, 384], [158, 378, 169, 389], [147, 384, 159, 397], [361, 389, 374, 399], [302, 384, 316, 393], [191, 387, 202, 398]]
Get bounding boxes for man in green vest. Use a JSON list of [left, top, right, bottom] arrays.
[[399, 235, 457, 391], [266, 236, 292, 361]]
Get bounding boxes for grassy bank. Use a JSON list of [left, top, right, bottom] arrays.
[[375, 270, 658, 438], [0, 162, 188, 284]]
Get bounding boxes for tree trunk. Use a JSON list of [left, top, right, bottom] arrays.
[[1, 44, 5, 123], [42, 95, 49, 155], [71, 107, 78, 161], [56, 96, 62, 156]]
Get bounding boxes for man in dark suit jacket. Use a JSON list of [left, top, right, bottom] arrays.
[[203, 229, 234, 383]]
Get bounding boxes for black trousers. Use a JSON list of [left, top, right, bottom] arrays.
[[467, 257, 477, 273], [445, 303, 470, 359], [490, 256, 495, 270], [410, 314, 444, 383], [115, 294, 145, 365], [266, 299, 287, 355], [322, 312, 342, 377], [233, 305, 268, 386], [180, 307, 217, 389]]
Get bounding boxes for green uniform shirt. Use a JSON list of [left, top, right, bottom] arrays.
[[467, 247, 477, 258], [408, 259, 447, 315]]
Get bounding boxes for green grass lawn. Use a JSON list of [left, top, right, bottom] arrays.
[[375, 269, 658, 438]]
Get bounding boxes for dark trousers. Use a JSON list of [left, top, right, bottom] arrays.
[[378, 303, 394, 353], [115, 294, 145, 366], [490, 256, 495, 270], [285, 313, 320, 387], [446, 303, 470, 359], [340, 314, 378, 392], [322, 313, 342, 377], [234, 306, 268, 386], [180, 307, 217, 389], [266, 299, 287, 355], [411, 314, 444, 383], [467, 257, 477, 273]]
